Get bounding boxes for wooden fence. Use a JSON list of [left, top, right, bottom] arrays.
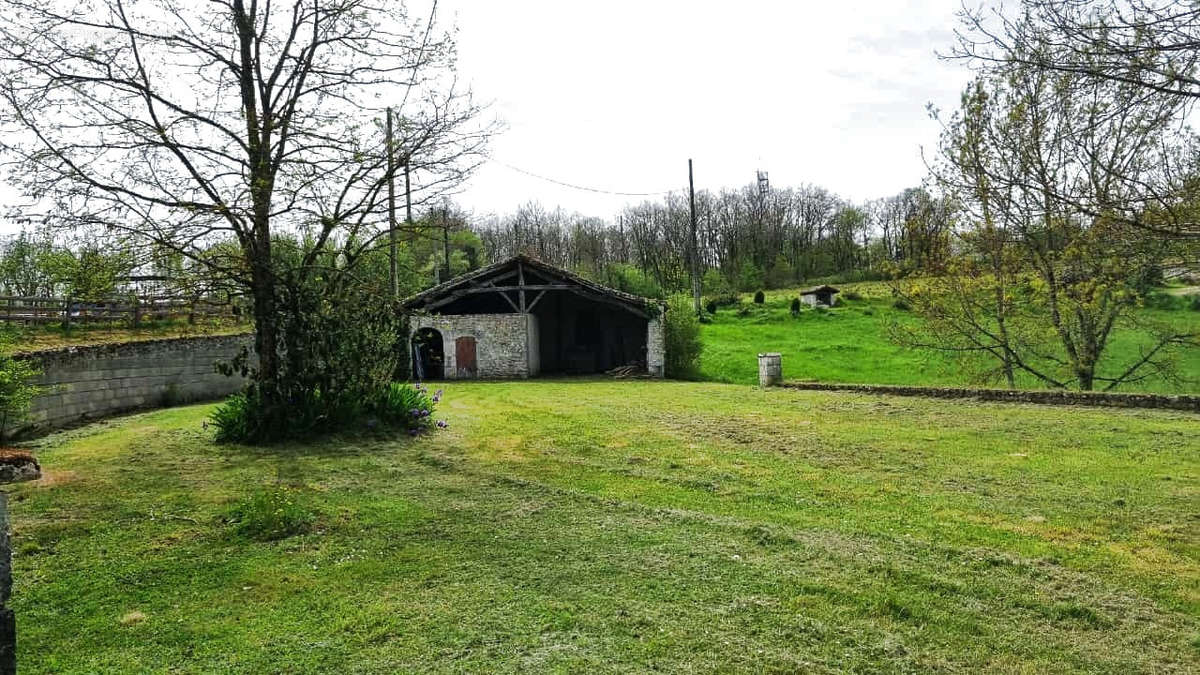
[[0, 295, 239, 327]]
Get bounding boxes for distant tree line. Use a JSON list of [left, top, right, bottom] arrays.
[[474, 185, 955, 296], [0, 228, 134, 300]]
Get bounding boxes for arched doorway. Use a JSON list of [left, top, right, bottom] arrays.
[[411, 327, 444, 380]]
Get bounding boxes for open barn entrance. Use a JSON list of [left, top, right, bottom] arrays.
[[411, 327, 444, 380], [531, 292, 647, 375]]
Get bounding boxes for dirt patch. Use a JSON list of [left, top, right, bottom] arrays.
[[31, 470, 78, 488]]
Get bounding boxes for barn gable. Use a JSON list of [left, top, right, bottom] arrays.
[[403, 256, 665, 380]]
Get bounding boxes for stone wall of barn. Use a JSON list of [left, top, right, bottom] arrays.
[[646, 316, 665, 378], [14, 334, 252, 437], [410, 313, 534, 379]]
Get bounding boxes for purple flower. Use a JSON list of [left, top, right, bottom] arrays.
[[435, 389, 443, 397], [436, 420, 448, 429], [409, 428, 419, 436], [431, 395, 440, 403], [410, 409, 421, 417]]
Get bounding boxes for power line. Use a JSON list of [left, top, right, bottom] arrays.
[[487, 156, 675, 197]]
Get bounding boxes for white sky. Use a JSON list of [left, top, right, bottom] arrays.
[[0, 0, 974, 232], [448, 0, 972, 219]]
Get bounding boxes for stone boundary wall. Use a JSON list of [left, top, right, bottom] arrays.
[[14, 334, 253, 437], [780, 381, 1200, 412]]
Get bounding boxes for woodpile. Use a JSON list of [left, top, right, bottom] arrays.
[[605, 364, 647, 379]]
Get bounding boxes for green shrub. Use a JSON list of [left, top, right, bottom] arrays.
[[706, 292, 740, 308], [227, 487, 315, 541], [210, 390, 258, 443], [802, 268, 891, 286], [753, 290, 765, 304], [844, 290, 863, 301], [736, 262, 764, 292], [211, 238, 412, 444], [892, 298, 911, 311], [211, 381, 440, 443], [701, 268, 728, 295], [366, 382, 441, 435], [1189, 295, 1200, 312], [1142, 291, 1183, 310], [664, 295, 702, 379], [0, 333, 41, 442], [862, 307, 875, 316], [790, 297, 801, 317], [601, 263, 664, 299], [705, 299, 718, 315], [736, 303, 751, 317]]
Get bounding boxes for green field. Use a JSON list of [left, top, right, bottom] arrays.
[[699, 283, 1200, 394], [9, 381, 1199, 672]]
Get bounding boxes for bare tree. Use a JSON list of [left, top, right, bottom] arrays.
[[951, 0, 1200, 238], [904, 68, 1197, 391], [0, 0, 493, 397]]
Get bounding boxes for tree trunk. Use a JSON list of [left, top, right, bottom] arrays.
[[1077, 366, 1095, 391], [249, 249, 279, 397]]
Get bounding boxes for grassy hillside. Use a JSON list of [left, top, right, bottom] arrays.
[[8, 381, 1199, 672], [699, 283, 1200, 393]]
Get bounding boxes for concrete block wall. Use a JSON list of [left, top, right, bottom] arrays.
[[411, 314, 533, 379], [15, 334, 253, 436]]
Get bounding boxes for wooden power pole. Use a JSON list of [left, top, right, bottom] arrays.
[[404, 158, 413, 234], [442, 207, 452, 282], [386, 107, 398, 299], [688, 159, 701, 315]]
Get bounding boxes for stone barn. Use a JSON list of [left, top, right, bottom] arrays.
[[800, 284, 839, 308], [403, 255, 665, 380]]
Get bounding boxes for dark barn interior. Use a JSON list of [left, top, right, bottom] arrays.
[[531, 292, 646, 374]]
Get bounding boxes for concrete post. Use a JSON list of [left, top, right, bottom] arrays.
[[758, 352, 782, 387], [0, 493, 15, 675]]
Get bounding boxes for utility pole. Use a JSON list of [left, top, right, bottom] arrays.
[[617, 215, 626, 263], [688, 158, 700, 315], [386, 107, 398, 298], [442, 207, 452, 282], [404, 158, 413, 234]]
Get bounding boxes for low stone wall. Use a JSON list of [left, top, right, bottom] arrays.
[[780, 381, 1200, 412], [15, 334, 253, 437]]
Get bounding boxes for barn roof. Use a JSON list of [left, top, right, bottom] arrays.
[[402, 254, 661, 317], [800, 284, 839, 295]]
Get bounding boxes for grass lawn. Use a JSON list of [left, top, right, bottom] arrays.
[[8, 380, 1199, 672], [699, 284, 1200, 394]]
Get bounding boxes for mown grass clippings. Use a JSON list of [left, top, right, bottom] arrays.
[[6, 380, 1199, 672]]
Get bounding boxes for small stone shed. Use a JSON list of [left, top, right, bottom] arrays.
[[402, 255, 665, 380], [800, 284, 839, 308]]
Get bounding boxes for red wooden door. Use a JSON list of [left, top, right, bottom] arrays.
[[455, 336, 478, 379]]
